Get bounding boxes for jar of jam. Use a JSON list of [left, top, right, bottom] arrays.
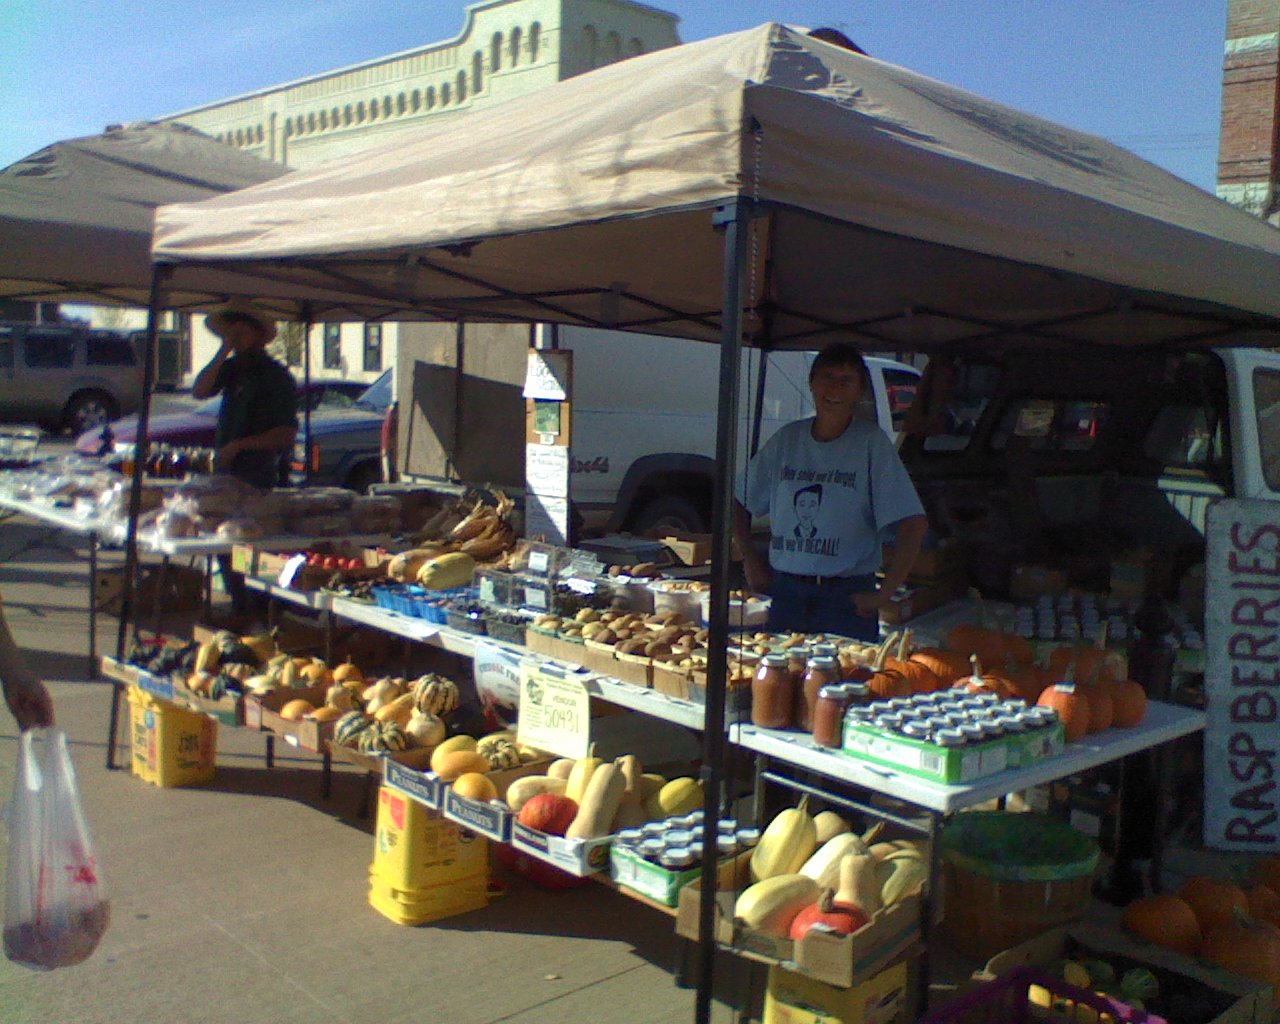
[[752, 653, 795, 729], [812, 684, 850, 748], [799, 654, 841, 731], [786, 645, 812, 692]]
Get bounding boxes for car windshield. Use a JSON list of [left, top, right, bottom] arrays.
[[355, 369, 393, 412], [193, 382, 368, 417]]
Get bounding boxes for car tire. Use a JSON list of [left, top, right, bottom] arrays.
[[63, 391, 118, 435], [628, 494, 708, 535], [344, 460, 382, 495]]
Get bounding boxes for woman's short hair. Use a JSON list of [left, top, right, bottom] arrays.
[[809, 341, 870, 384]]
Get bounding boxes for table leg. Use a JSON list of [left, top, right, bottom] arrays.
[[265, 733, 275, 769], [322, 749, 332, 798], [203, 555, 213, 619], [358, 771, 376, 819], [105, 680, 125, 770], [151, 556, 170, 634], [1151, 742, 1173, 892], [87, 531, 98, 679], [916, 811, 943, 1017]]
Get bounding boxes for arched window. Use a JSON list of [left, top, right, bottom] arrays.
[[383, 95, 392, 118], [491, 31, 502, 72], [426, 86, 436, 109], [356, 101, 366, 122], [529, 22, 540, 62], [606, 31, 621, 63], [456, 70, 467, 101], [581, 25, 597, 68], [509, 26, 522, 65], [629, 37, 644, 57], [318, 110, 328, 130], [307, 112, 316, 132], [472, 51, 484, 92], [441, 82, 451, 105], [397, 92, 406, 115], [343, 105, 353, 125], [411, 89, 421, 112], [332, 106, 340, 126]]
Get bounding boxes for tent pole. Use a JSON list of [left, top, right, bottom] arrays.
[[302, 304, 313, 484], [695, 200, 751, 1024], [108, 265, 169, 770], [749, 349, 769, 458]]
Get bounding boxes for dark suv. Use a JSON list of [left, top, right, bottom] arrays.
[[0, 322, 144, 433], [291, 368, 392, 491]]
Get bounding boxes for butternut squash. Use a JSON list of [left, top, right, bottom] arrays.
[[505, 775, 567, 812], [836, 852, 882, 916], [565, 761, 626, 839], [432, 750, 492, 781], [734, 874, 821, 937], [565, 755, 604, 804], [800, 832, 871, 890], [750, 796, 817, 882], [611, 754, 649, 830]]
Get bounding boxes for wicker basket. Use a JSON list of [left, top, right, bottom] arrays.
[[940, 812, 1099, 960]]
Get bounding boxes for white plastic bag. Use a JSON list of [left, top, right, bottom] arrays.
[[4, 729, 109, 970]]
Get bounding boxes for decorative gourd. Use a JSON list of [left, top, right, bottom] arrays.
[[835, 851, 882, 915], [430, 734, 478, 772], [1110, 679, 1148, 728], [416, 551, 477, 590], [357, 720, 409, 753], [332, 658, 363, 685], [452, 772, 498, 802], [1201, 909, 1280, 1008], [363, 677, 402, 713], [789, 888, 869, 940], [476, 733, 522, 769], [565, 762, 627, 839], [657, 776, 703, 817], [238, 631, 277, 664], [373, 692, 415, 727], [279, 698, 315, 721], [1121, 893, 1201, 955], [506, 775, 567, 812], [1178, 875, 1248, 935], [325, 682, 356, 712], [1037, 683, 1091, 743], [412, 674, 460, 717], [734, 874, 821, 937], [751, 796, 818, 882], [404, 709, 446, 749], [334, 710, 374, 747], [518, 792, 579, 835], [812, 811, 851, 845], [300, 662, 332, 687], [432, 750, 492, 781]]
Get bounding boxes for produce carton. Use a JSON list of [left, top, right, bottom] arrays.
[[843, 718, 1065, 785], [442, 788, 512, 843], [242, 686, 333, 750], [610, 844, 704, 907], [381, 759, 442, 809], [510, 822, 613, 876], [675, 852, 924, 989], [326, 741, 434, 774], [969, 922, 1270, 1024], [173, 685, 243, 727], [764, 959, 911, 1024], [523, 628, 590, 670], [657, 531, 713, 566]]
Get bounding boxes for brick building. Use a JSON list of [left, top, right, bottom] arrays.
[[1218, 0, 1280, 221]]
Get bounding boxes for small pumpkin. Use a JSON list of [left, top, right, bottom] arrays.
[[1121, 892, 1201, 956], [907, 646, 970, 687], [404, 709, 446, 749], [961, 655, 1020, 701], [300, 662, 332, 687], [1178, 875, 1248, 935], [452, 772, 499, 802], [1247, 883, 1280, 928], [1037, 683, 1091, 743], [517, 792, 579, 836], [887, 631, 941, 693], [1201, 909, 1280, 1008], [279, 698, 315, 721], [1110, 679, 1148, 728], [788, 888, 869, 940], [332, 658, 364, 685], [866, 640, 910, 699], [1081, 681, 1114, 733]]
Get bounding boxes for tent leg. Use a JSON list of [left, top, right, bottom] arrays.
[[695, 200, 751, 1024], [108, 266, 168, 769]]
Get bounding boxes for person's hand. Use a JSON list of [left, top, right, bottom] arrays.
[[853, 588, 892, 619], [5, 671, 54, 731], [215, 439, 242, 470]]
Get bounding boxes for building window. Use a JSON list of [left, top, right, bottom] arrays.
[[606, 31, 621, 63], [441, 82, 451, 104], [457, 71, 467, 101], [491, 32, 503, 72], [473, 51, 484, 92], [629, 37, 644, 57], [397, 92, 406, 115], [383, 95, 392, 118], [344, 105, 353, 125], [411, 89, 421, 111], [510, 26, 522, 65], [323, 324, 342, 370], [356, 101, 366, 122], [426, 86, 436, 109], [363, 324, 382, 373], [319, 110, 328, 130], [530, 22, 540, 62]]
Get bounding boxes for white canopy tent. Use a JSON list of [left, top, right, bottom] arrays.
[[149, 26, 1280, 1020]]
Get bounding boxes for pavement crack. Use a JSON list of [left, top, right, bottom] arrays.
[[481, 963, 647, 1024]]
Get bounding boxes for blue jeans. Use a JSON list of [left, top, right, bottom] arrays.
[[766, 572, 879, 641]]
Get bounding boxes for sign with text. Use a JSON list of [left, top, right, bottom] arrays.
[[523, 350, 571, 400], [517, 660, 591, 760], [1204, 500, 1280, 851], [473, 639, 522, 729]]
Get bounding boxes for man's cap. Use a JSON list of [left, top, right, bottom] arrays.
[[206, 300, 278, 342]]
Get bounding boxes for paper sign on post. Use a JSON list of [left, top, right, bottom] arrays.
[[517, 661, 591, 760], [278, 553, 307, 588], [524, 351, 571, 400]]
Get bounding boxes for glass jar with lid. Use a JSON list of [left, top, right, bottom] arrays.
[[751, 653, 794, 729], [799, 654, 841, 732]]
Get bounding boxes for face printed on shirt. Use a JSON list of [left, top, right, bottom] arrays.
[[793, 484, 822, 539]]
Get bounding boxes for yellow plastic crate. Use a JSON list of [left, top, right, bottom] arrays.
[[367, 872, 489, 926], [127, 687, 217, 787], [370, 786, 489, 891]]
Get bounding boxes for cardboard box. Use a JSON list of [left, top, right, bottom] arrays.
[[843, 718, 1063, 785], [242, 685, 332, 750], [972, 923, 1271, 1024], [94, 563, 205, 615], [511, 822, 613, 875], [442, 787, 512, 842], [382, 759, 442, 809], [610, 844, 703, 907], [763, 960, 910, 1024], [675, 853, 923, 990], [327, 741, 434, 774], [523, 629, 590, 669], [658, 531, 713, 566]]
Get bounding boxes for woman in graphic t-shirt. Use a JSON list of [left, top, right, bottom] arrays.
[[732, 343, 927, 640]]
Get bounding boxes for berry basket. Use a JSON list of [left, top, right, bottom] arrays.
[[483, 612, 531, 646], [919, 965, 1165, 1023], [445, 605, 488, 636]]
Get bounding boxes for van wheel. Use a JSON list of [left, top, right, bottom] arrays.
[[63, 391, 118, 435], [344, 460, 382, 495], [629, 495, 708, 535]]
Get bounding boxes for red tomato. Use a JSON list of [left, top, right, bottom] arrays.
[[323, 556, 341, 570]]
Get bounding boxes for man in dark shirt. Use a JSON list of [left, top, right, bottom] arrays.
[[192, 301, 299, 616]]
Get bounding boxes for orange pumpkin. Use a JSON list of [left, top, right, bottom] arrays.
[[908, 647, 970, 687], [961, 656, 1021, 701], [945, 624, 1010, 668], [888, 630, 941, 693], [865, 637, 912, 699], [1247, 883, 1280, 928], [1202, 911, 1280, 1008], [1110, 679, 1148, 728], [1121, 893, 1202, 955], [1002, 657, 1047, 704], [1037, 683, 1091, 742], [1047, 643, 1127, 685], [1179, 875, 1248, 936], [1081, 682, 1114, 733]]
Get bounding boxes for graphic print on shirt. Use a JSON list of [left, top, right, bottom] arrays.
[[773, 465, 859, 559]]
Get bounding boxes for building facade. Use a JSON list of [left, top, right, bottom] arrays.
[[1218, 0, 1280, 221], [153, 0, 680, 386]]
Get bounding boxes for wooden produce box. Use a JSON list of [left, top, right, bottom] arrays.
[[676, 853, 923, 989], [970, 922, 1271, 1024], [524, 629, 591, 670], [242, 685, 333, 750]]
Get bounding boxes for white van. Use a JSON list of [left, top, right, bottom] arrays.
[[394, 323, 920, 534]]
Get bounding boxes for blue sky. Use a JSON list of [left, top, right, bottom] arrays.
[[2, 1, 1228, 190]]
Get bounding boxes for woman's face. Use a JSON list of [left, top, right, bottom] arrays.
[[809, 362, 864, 419]]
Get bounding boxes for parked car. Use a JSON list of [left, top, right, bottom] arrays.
[[290, 369, 393, 492], [74, 379, 368, 456], [0, 321, 144, 434]]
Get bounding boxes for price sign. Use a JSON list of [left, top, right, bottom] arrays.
[[517, 662, 591, 759], [278, 553, 307, 588]]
